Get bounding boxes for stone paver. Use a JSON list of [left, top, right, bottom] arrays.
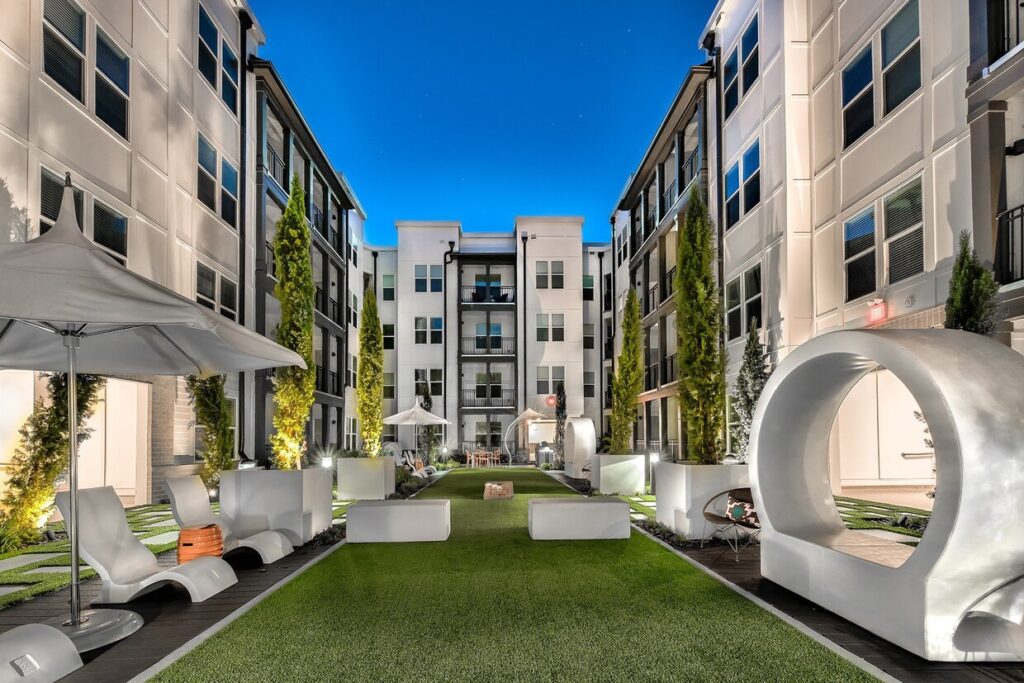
[[141, 531, 179, 546], [0, 585, 31, 597], [0, 553, 63, 572], [856, 528, 921, 544], [148, 519, 179, 528], [19, 566, 81, 574]]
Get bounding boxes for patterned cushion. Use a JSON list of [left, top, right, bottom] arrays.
[[725, 497, 759, 527]]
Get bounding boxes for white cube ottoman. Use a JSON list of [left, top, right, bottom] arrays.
[[346, 500, 451, 543], [528, 498, 630, 540]]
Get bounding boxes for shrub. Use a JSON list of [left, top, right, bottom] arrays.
[[357, 290, 384, 457], [185, 375, 235, 487], [945, 230, 999, 336], [611, 289, 642, 452]]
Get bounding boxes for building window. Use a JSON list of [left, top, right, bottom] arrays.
[[43, 0, 85, 102], [725, 139, 760, 230], [882, 0, 920, 115], [536, 261, 548, 289], [415, 368, 443, 396], [726, 264, 762, 341], [842, 46, 874, 149], [583, 274, 594, 301], [414, 265, 428, 292], [198, 5, 237, 115], [92, 201, 128, 263], [536, 366, 564, 395], [475, 421, 502, 448], [551, 261, 564, 289], [584, 371, 595, 398], [884, 177, 924, 285], [429, 316, 442, 344], [348, 354, 357, 388], [382, 424, 396, 443], [40, 169, 83, 234], [196, 262, 236, 319], [551, 314, 564, 341], [383, 372, 395, 399], [95, 30, 129, 139], [220, 159, 237, 227], [197, 134, 217, 212], [349, 293, 359, 328], [723, 13, 759, 119], [383, 323, 395, 350], [430, 265, 442, 292], [536, 314, 548, 342], [345, 416, 358, 451], [844, 208, 877, 302], [474, 372, 502, 399], [414, 317, 427, 344], [583, 323, 595, 350], [382, 274, 395, 301]]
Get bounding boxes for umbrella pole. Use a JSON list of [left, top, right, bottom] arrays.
[[64, 334, 82, 626]]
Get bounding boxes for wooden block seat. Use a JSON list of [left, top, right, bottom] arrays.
[[528, 498, 630, 540], [346, 500, 451, 543]]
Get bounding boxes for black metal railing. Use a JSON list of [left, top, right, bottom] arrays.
[[630, 227, 641, 255], [328, 370, 341, 396], [997, 203, 1024, 285], [265, 241, 276, 279], [311, 204, 327, 235], [328, 298, 341, 325], [603, 290, 612, 312], [266, 145, 286, 188], [604, 339, 613, 360], [681, 149, 700, 189], [661, 353, 677, 384], [662, 267, 676, 302], [992, 0, 1024, 65], [662, 178, 677, 214], [459, 285, 515, 303], [644, 363, 659, 391], [604, 386, 612, 409], [644, 284, 659, 316], [646, 210, 657, 237], [314, 286, 323, 311], [460, 336, 515, 355], [460, 386, 515, 408], [315, 366, 326, 392]]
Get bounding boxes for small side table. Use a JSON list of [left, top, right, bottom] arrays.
[[177, 524, 223, 563], [484, 481, 514, 500]]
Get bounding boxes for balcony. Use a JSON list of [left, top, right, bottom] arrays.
[[990, 1, 1024, 66], [460, 336, 516, 355], [329, 370, 341, 396], [997, 203, 1024, 285], [603, 339, 613, 360], [681, 149, 700, 189], [311, 204, 327, 235], [314, 286, 323, 312], [662, 267, 676, 303], [265, 145, 286, 188], [603, 290, 612, 312], [644, 284, 659, 317], [604, 386, 612, 409], [459, 285, 515, 304], [661, 353, 677, 384], [661, 179, 677, 214], [645, 210, 657, 238], [328, 298, 342, 325], [644, 363, 660, 391], [460, 386, 515, 408]]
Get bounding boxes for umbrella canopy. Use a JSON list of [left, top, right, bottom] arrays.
[[383, 402, 450, 426], [0, 184, 303, 376]]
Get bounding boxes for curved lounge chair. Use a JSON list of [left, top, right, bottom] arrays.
[[700, 487, 761, 561], [55, 487, 237, 604], [165, 476, 293, 565], [0, 624, 82, 682]]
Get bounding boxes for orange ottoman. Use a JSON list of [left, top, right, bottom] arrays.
[[177, 524, 223, 563]]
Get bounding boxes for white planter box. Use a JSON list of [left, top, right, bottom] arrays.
[[591, 454, 645, 495], [347, 500, 450, 543], [654, 462, 749, 539], [528, 498, 630, 540], [336, 456, 395, 500], [219, 468, 332, 546]]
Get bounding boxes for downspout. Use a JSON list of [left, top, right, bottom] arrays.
[[443, 240, 456, 422], [371, 250, 379, 295], [237, 9, 253, 460], [597, 249, 605, 435], [706, 33, 728, 450], [520, 231, 529, 412]]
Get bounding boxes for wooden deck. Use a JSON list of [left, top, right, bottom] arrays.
[[0, 541, 337, 682]]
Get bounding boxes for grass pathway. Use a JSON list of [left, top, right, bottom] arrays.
[[154, 468, 875, 682]]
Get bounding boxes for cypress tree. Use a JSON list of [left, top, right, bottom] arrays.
[[611, 288, 643, 453], [731, 322, 769, 462], [676, 188, 725, 464], [945, 230, 999, 336], [186, 375, 235, 486], [554, 380, 567, 462], [357, 290, 384, 457], [270, 174, 316, 469]]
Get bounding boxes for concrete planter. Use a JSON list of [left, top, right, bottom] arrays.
[[654, 462, 749, 539], [219, 468, 332, 546], [591, 454, 645, 495], [336, 456, 396, 500]]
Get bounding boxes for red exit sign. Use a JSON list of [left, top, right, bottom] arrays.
[[867, 300, 887, 324]]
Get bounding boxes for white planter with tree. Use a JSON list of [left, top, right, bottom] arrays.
[[220, 468, 332, 546], [337, 456, 396, 500], [602, 287, 644, 492]]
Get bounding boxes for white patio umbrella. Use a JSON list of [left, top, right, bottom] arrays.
[[0, 175, 304, 652], [383, 402, 450, 462]]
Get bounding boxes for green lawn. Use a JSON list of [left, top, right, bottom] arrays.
[[154, 468, 874, 682]]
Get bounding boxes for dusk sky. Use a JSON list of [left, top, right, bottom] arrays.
[[249, 0, 717, 244]]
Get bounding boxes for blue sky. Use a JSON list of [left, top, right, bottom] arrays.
[[249, 0, 716, 244]]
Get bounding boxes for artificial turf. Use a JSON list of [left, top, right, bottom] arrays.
[[153, 468, 875, 682]]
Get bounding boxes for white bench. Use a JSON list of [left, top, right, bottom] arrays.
[[528, 498, 630, 540], [346, 500, 451, 543]]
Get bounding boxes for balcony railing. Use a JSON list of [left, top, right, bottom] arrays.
[[311, 204, 327, 235], [314, 286, 323, 311], [328, 298, 341, 325], [644, 284, 659, 317], [604, 339, 613, 360], [645, 210, 657, 237], [661, 353, 677, 384], [644, 363, 659, 391], [460, 386, 515, 408], [662, 267, 676, 302], [997, 203, 1024, 285], [266, 145, 286, 188], [315, 366, 326, 392], [265, 241, 276, 279], [459, 285, 515, 304], [992, 0, 1024, 65], [603, 290, 612, 312], [460, 336, 516, 355], [604, 386, 612, 409], [329, 370, 341, 396], [661, 178, 677, 214], [681, 149, 700, 189]]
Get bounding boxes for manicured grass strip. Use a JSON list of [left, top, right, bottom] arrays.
[[620, 494, 656, 519], [154, 468, 874, 682]]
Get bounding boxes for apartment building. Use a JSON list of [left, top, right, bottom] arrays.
[[0, 0, 267, 503], [362, 220, 609, 458], [250, 59, 365, 464]]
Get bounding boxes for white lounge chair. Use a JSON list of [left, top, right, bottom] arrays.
[[55, 487, 237, 604], [165, 475, 293, 564], [0, 624, 82, 682]]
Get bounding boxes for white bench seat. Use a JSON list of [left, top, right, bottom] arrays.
[[346, 500, 451, 543], [528, 498, 630, 540]]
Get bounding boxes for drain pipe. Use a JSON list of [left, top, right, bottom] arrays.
[[237, 9, 253, 461], [520, 231, 529, 411], [442, 240, 456, 424], [597, 249, 605, 435], [371, 250, 379, 295]]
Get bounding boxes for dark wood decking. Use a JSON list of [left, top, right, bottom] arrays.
[[680, 543, 1024, 683], [0, 541, 338, 682]]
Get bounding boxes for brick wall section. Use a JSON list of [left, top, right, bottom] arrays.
[[873, 305, 945, 330], [149, 376, 199, 503]]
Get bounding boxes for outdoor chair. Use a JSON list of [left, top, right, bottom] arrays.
[[55, 486, 238, 604], [0, 624, 82, 682], [165, 475, 294, 564], [700, 487, 760, 561]]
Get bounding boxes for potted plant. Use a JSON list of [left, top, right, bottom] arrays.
[[656, 190, 746, 539]]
